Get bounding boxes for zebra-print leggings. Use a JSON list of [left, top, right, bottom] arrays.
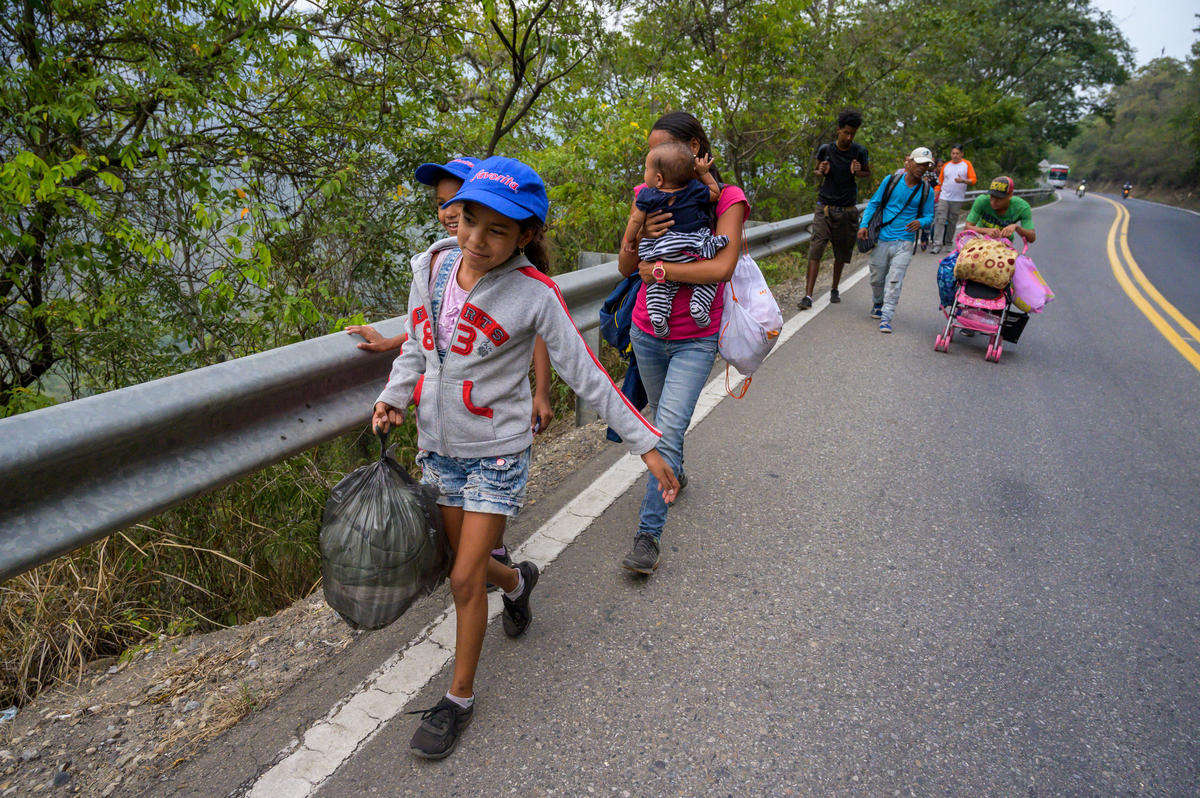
[[638, 228, 728, 338]]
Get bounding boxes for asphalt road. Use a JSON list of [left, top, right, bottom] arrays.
[[175, 195, 1200, 797]]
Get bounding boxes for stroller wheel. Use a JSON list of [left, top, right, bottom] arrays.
[[934, 334, 949, 353]]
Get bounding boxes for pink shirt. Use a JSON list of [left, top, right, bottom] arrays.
[[631, 184, 750, 339], [433, 253, 469, 351]]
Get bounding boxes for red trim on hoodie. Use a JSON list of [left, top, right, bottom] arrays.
[[462, 380, 493, 418], [516, 266, 660, 438], [413, 374, 424, 406]]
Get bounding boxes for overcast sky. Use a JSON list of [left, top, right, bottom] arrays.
[[1091, 0, 1197, 65]]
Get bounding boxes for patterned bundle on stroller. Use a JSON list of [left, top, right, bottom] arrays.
[[953, 236, 1016, 289]]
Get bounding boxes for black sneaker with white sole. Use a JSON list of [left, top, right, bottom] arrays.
[[621, 534, 660, 574], [408, 697, 474, 759], [501, 561, 539, 637]]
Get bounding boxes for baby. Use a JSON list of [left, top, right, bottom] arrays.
[[622, 142, 728, 338]]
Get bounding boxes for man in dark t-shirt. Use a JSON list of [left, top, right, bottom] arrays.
[[802, 108, 871, 309]]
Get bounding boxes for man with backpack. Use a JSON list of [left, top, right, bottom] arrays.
[[801, 108, 871, 310], [857, 148, 936, 333]]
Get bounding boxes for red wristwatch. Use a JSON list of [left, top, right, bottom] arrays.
[[652, 261, 667, 283]]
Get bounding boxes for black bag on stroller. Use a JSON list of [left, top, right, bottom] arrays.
[[320, 431, 450, 630]]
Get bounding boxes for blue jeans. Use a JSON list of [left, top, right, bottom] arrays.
[[629, 326, 718, 541], [869, 239, 916, 323]]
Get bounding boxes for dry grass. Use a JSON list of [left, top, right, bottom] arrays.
[[0, 540, 167, 706]]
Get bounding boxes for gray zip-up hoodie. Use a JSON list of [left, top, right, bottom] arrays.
[[377, 238, 661, 459]]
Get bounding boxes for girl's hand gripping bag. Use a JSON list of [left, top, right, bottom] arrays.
[[320, 431, 450, 630]]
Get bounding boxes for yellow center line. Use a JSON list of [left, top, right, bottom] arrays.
[[1099, 196, 1200, 373], [1117, 207, 1200, 343]]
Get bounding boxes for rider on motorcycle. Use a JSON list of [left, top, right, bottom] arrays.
[[1076, 179, 1087, 198], [1122, 181, 1132, 199]]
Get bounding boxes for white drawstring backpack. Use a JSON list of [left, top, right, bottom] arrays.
[[717, 241, 782, 397]]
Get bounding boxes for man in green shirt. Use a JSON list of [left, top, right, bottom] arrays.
[[964, 175, 1036, 245]]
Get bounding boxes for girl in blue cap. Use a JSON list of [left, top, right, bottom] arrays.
[[348, 156, 555, 570], [371, 156, 679, 759]]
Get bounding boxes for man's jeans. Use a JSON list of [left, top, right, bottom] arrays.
[[629, 326, 718, 541], [931, 199, 965, 248], [869, 239, 916, 324]]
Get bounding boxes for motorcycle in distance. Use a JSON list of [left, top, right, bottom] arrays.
[[1076, 181, 1087, 198], [1122, 183, 1132, 199]]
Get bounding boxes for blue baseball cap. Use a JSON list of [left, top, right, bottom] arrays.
[[414, 156, 478, 186], [443, 156, 549, 224]]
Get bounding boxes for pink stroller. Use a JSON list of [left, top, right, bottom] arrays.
[[934, 231, 1027, 363]]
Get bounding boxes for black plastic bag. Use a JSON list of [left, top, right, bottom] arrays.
[[320, 432, 450, 630]]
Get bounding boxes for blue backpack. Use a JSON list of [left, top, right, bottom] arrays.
[[599, 273, 641, 355]]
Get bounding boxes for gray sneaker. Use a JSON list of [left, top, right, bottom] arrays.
[[621, 534, 660, 574], [408, 697, 473, 759]]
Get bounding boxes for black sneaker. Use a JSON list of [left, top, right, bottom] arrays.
[[798, 295, 813, 310], [829, 288, 840, 303], [408, 697, 474, 759], [501, 561, 539, 637], [621, 534, 660, 575]]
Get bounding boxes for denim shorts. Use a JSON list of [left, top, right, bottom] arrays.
[[415, 447, 531, 518]]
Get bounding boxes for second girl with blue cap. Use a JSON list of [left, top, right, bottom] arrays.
[[371, 156, 680, 759]]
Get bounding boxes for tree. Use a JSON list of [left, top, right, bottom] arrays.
[[0, 0, 465, 413], [1057, 52, 1200, 191]]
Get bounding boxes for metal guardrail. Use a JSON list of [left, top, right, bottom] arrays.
[[965, 187, 1056, 202], [0, 212, 822, 581]]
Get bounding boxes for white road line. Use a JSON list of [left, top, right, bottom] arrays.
[[242, 265, 869, 798]]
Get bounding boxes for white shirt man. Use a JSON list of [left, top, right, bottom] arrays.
[[931, 146, 977, 253]]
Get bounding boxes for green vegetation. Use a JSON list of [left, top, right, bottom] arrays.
[[2, 0, 1132, 705], [1053, 26, 1200, 198]]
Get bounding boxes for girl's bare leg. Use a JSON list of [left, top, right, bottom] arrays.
[[441, 507, 517, 698]]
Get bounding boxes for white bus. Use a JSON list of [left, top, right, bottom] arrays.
[[1047, 163, 1070, 188]]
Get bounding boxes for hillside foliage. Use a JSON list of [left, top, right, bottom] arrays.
[[1054, 33, 1200, 191]]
